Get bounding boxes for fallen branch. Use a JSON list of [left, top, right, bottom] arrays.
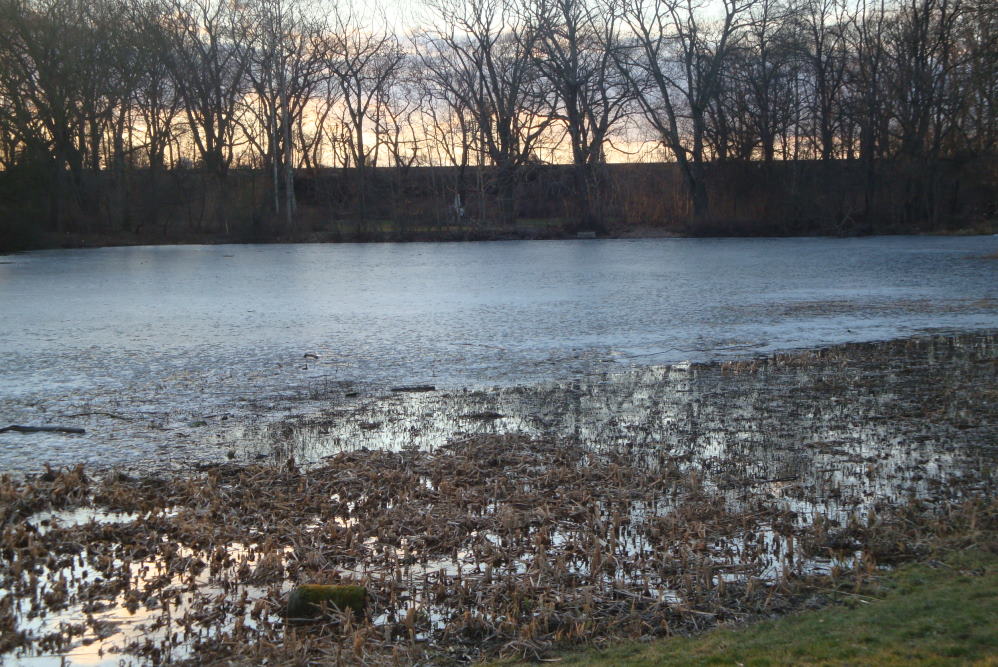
[[65, 411, 133, 421], [0, 425, 86, 435], [755, 476, 799, 484], [461, 411, 504, 420]]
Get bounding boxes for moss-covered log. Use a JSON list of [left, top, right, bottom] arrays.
[[286, 584, 367, 620]]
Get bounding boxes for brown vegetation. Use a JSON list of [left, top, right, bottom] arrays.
[[1, 442, 993, 664], [1, 332, 994, 664], [3, 158, 994, 251]]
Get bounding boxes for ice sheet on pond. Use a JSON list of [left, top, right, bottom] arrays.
[[1, 237, 995, 473]]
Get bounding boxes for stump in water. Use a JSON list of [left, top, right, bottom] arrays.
[[286, 584, 367, 621]]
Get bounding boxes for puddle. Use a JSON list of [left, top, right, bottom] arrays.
[[27, 509, 142, 536], [3, 509, 291, 665]]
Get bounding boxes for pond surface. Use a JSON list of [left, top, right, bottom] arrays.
[[1, 236, 996, 473]]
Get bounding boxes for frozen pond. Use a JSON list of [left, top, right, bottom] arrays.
[[1, 236, 996, 473]]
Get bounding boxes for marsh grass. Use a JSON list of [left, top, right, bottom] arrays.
[[1, 332, 995, 665]]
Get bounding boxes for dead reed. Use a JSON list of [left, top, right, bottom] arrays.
[[1, 332, 995, 665]]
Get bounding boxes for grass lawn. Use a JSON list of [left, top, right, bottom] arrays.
[[513, 549, 997, 666]]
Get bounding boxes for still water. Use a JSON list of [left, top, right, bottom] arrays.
[[1, 236, 996, 472]]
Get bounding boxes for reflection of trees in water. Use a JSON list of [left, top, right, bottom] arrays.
[[267, 332, 996, 520]]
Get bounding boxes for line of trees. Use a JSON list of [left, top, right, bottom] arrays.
[[0, 0, 994, 243]]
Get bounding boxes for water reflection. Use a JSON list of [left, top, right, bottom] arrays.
[[255, 332, 995, 525], [1, 238, 996, 474], [6, 508, 290, 666]]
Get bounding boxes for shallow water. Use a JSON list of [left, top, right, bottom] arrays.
[[260, 332, 998, 514], [1, 333, 994, 666], [1, 237, 995, 473]]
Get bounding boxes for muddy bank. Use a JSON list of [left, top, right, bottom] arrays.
[[0, 331, 995, 665]]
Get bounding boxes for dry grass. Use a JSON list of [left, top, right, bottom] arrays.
[[1, 332, 995, 665]]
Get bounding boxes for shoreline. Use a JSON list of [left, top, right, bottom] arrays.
[[1, 330, 995, 664], [2, 327, 996, 478], [6, 223, 996, 254], [523, 540, 997, 666]]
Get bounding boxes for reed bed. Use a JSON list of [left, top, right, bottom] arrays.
[[1, 332, 995, 665]]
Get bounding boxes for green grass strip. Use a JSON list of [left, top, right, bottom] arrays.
[[519, 549, 998, 666]]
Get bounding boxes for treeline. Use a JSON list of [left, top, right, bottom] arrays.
[[0, 0, 994, 249]]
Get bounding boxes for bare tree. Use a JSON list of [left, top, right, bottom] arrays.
[[953, 0, 997, 156], [795, 0, 850, 160], [128, 0, 185, 174], [374, 76, 422, 171], [739, 0, 798, 161], [160, 0, 254, 179], [410, 39, 479, 222], [616, 0, 757, 221], [0, 0, 116, 224], [844, 0, 889, 215], [297, 71, 343, 170], [530, 0, 632, 227], [889, 0, 965, 160], [1, 0, 995, 243], [418, 0, 555, 224], [0, 86, 19, 169], [245, 0, 331, 226], [325, 6, 405, 225]]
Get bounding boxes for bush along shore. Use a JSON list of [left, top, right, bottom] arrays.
[[0, 331, 995, 665], [3, 160, 996, 252]]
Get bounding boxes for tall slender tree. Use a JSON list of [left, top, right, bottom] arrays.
[[616, 0, 757, 220]]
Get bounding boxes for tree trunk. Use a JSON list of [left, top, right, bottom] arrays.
[[691, 176, 709, 223], [497, 162, 516, 225]]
